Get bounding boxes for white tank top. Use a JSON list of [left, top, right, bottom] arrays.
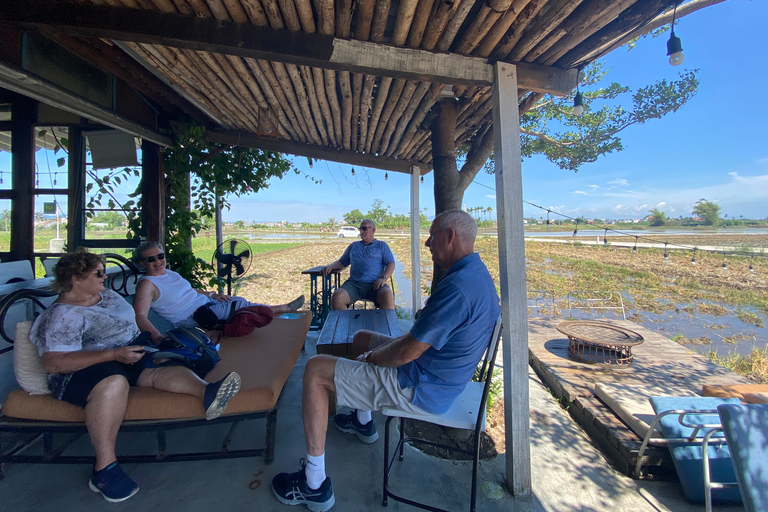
[[139, 269, 209, 325]]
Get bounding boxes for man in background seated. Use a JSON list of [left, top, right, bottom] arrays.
[[321, 219, 395, 310], [272, 210, 500, 511], [133, 241, 304, 342]]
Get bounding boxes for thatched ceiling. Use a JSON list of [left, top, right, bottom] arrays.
[[1, 0, 676, 172]]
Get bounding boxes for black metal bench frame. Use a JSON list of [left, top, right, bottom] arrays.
[[0, 254, 286, 479]]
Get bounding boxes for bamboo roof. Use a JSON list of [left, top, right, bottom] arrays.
[[2, 0, 677, 173]]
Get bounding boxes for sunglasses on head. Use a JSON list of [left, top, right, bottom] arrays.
[[359, 226, 373, 231], [142, 253, 165, 263], [91, 269, 106, 278]]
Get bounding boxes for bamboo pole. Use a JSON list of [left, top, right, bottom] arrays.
[[293, 0, 316, 32], [406, 0, 435, 47], [316, 0, 335, 35], [391, 0, 419, 46], [453, 0, 515, 55], [358, 75, 376, 151], [285, 63, 323, 145], [324, 69, 343, 147], [490, 0, 548, 60], [185, 0, 214, 17], [421, 0, 461, 50], [278, 0, 303, 30], [313, 68, 337, 147], [435, 0, 478, 52], [240, 0, 268, 25], [221, 0, 249, 22], [300, 65, 330, 145], [474, 0, 533, 56], [379, 80, 417, 156], [364, 77, 392, 153], [537, 0, 639, 66], [369, 78, 406, 153], [384, 81, 431, 157], [146, 0, 178, 13], [354, 0, 375, 40], [270, 61, 314, 141], [351, 72, 363, 150], [339, 71, 353, 150], [369, 0, 392, 42], [506, 0, 586, 62], [260, 0, 286, 28], [246, 58, 305, 140], [201, 0, 232, 20], [335, 0, 354, 37]]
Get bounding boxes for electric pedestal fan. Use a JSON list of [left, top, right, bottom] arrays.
[[212, 239, 252, 295]]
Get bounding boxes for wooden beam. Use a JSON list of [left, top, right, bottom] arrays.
[[0, 63, 172, 146], [492, 61, 532, 497], [207, 130, 431, 174], [1, 0, 577, 94], [10, 96, 36, 264]]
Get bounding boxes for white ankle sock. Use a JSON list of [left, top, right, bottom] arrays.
[[305, 453, 326, 490], [356, 409, 372, 425]]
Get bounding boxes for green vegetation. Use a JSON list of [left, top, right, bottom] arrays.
[[708, 347, 768, 383], [692, 199, 722, 226]]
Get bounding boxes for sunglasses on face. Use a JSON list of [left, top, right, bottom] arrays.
[[91, 269, 106, 278], [142, 253, 165, 263], [359, 227, 373, 231]]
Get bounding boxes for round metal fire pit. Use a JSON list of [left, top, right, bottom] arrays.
[[556, 320, 644, 365]]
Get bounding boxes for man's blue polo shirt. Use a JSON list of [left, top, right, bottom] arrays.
[[339, 239, 395, 283], [397, 253, 500, 414]]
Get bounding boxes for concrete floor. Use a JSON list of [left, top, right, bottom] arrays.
[[0, 329, 744, 511]]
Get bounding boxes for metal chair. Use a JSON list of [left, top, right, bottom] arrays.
[[381, 316, 503, 512]]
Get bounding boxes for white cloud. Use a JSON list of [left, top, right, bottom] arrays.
[[571, 190, 588, 195], [607, 178, 629, 186], [589, 184, 600, 189], [655, 202, 667, 208], [756, 157, 768, 165], [484, 194, 496, 199]]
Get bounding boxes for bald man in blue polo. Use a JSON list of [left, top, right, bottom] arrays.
[[321, 219, 395, 310]]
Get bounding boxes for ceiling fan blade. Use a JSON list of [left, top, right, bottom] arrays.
[[236, 249, 251, 259], [218, 264, 231, 277], [234, 262, 245, 275], [229, 239, 238, 254]]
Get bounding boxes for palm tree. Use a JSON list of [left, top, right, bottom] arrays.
[[647, 208, 668, 227]]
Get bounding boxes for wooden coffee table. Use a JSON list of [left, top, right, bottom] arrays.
[[317, 309, 402, 357]]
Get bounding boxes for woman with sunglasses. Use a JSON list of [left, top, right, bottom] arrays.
[[133, 241, 304, 343], [29, 249, 241, 503]]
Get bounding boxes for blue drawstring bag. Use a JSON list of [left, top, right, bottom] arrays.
[[142, 327, 220, 378]]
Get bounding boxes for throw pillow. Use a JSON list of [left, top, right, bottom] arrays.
[[13, 320, 50, 395]]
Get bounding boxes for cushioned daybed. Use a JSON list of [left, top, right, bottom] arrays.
[[0, 285, 310, 476]]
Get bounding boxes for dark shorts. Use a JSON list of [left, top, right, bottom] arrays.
[[339, 279, 391, 305], [61, 361, 145, 408]]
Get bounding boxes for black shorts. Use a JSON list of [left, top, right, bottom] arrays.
[[61, 361, 145, 408]]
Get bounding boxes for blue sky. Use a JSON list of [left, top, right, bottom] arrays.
[[6, 0, 767, 224]]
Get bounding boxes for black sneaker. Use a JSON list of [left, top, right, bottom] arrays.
[[333, 411, 379, 443], [204, 372, 241, 420], [89, 461, 139, 503], [272, 461, 335, 512]]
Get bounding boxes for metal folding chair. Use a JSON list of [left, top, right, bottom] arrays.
[[381, 316, 503, 512]]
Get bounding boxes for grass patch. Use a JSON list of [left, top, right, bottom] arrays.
[[707, 347, 768, 383], [736, 309, 765, 328]]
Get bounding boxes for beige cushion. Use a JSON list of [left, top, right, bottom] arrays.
[[702, 384, 768, 402], [743, 392, 768, 404], [13, 320, 50, 395], [2, 312, 311, 422]]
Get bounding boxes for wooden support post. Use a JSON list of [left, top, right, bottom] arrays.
[[10, 96, 37, 264], [141, 140, 165, 245], [491, 61, 532, 497], [409, 165, 421, 313], [67, 127, 85, 252]]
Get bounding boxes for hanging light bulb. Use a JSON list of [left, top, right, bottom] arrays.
[[573, 219, 578, 236], [351, 167, 355, 176], [385, 172, 389, 181], [573, 91, 584, 116], [666, 3, 685, 66], [632, 236, 638, 254], [603, 229, 608, 246], [691, 248, 697, 265], [749, 256, 754, 272], [546, 210, 551, 226], [420, 175, 424, 184], [664, 243, 669, 261], [307, 157, 313, 169]]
